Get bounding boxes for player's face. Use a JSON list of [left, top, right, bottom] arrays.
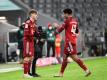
[[31, 13, 38, 20], [63, 13, 69, 19]]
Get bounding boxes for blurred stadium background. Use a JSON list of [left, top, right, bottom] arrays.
[[0, 0, 107, 80]]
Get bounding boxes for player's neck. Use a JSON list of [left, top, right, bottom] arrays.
[[30, 17, 35, 23], [66, 16, 72, 20], [68, 15, 72, 18]]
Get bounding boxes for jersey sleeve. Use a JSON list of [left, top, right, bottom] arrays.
[[75, 24, 79, 33], [75, 21, 79, 34], [55, 20, 67, 34]]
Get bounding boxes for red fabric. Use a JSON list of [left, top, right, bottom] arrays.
[[23, 19, 37, 58], [57, 16, 78, 44], [28, 62, 31, 73], [55, 47, 61, 56], [60, 58, 68, 73], [24, 63, 29, 74], [64, 41, 77, 55], [23, 38, 34, 58], [76, 59, 87, 71], [23, 62, 31, 74], [23, 19, 38, 74], [57, 16, 78, 55], [55, 34, 62, 56], [24, 19, 38, 38]]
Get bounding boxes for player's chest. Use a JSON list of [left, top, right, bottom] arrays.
[[66, 23, 77, 35], [28, 23, 36, 30], [66, 23, 73, 32]]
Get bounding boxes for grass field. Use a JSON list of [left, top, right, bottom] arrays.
[[0, 57, 107, 80]]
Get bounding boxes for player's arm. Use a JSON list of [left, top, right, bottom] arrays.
[[75, 22, 79, 34], [75, 23, 79, 36], [55, 21, 67, 35]]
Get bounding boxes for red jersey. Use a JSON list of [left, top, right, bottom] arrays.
[[24, 19, 38, 39], [23, 19, 38, 57], [57, 16, 78, 44]]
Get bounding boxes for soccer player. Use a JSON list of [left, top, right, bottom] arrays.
[[54, 8, 91, 77], [23, 9, 39, 78]]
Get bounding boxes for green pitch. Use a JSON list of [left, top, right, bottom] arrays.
[[0, 57, 107, 80]]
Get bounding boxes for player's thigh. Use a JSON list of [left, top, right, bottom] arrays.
[[23, 39, 26, 53], [65, 42, 77, 55], [70, 54, 79, 62], [71, 43, 77, 55], [29, 41, 34, 56], [23, 39, 29, 57], [63, 53, 69, 61]]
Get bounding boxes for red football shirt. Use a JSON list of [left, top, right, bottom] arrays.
[[24, 19, 38, 39], [57, 16, 78, 44]]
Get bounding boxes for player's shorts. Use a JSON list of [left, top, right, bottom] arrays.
[[23, 38, 34, 58], [64, 41, 77, 55]]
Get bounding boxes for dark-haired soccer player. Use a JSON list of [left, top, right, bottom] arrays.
[[54, 8, 91, 77]]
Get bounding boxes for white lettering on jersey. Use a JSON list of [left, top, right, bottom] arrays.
[[71, 24, 76, 35]]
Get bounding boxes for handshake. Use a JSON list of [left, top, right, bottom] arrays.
[[52, 23, 60, 35], [52, 30, 59, 36]]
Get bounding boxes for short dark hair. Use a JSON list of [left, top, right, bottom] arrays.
[[29, 9, 38, 15], [63, 8, 72, 14]]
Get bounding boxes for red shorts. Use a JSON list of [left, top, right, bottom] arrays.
[[64, 41, 77, 55], [23, 38, 34, 58]]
